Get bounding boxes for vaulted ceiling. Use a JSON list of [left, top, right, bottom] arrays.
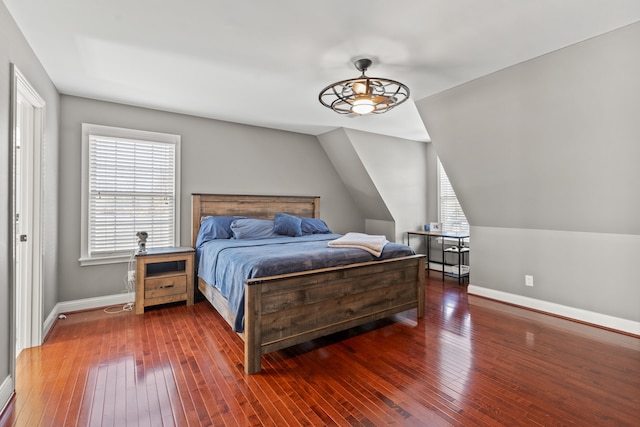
[[5, 0, 640, 142]]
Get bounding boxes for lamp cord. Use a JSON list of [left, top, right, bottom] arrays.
[[103, 250, 136, 314]]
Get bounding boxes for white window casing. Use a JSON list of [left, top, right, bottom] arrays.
[[80, 124, 181, 266], [438, 158, 469, 236]]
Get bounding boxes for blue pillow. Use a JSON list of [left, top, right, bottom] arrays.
[[231, 218, 278, 239], [196, 216, 242, 247], [301, 217, 332, 235], [274, 213, 303, 237]]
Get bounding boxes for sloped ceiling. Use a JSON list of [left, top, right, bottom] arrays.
[[417, 22, 640, 235], [318, 128, 429, 243], [318, 129, 393, 222]]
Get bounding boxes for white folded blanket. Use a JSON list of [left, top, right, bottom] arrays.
[[328, 232, 389, 257]]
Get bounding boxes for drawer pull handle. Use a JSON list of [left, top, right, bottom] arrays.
[[159, 284, 175, 289]]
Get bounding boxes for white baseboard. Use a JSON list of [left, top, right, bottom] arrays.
[[0, 375, 14, 414], [467, 285, 640, 336], [43, 292, 135, 339]]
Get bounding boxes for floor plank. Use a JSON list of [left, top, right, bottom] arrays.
[[1, 276, 639, 426]]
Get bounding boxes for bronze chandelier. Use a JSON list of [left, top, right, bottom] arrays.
[[319, 58, 410, 115]]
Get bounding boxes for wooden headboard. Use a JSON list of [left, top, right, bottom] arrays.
[[191, 194, 321, 247]]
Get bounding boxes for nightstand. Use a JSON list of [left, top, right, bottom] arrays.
[[135, 247, 195, 314]]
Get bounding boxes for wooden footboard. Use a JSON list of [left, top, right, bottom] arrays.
[[243, 254, 425, 374]]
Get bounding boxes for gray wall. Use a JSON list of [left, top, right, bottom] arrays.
[[58, 95, 362, 301], [346, 129, 429, 244], [318, 129, 392, 221], [318, 128, 429, 245], [417, 22, 640, 322], [1, 0, 60, 404]]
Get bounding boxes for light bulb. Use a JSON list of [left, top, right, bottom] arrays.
[[351, 97, 375, 115]]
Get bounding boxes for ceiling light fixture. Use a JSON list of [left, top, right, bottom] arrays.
[[319, 58, 410, 115]]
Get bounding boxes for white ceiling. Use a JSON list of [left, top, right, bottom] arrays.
[[5, 0, 640, 142]]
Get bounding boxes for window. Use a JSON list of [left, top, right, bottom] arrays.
[[438, 158, 469, 235], [80, 124, 181, 265]]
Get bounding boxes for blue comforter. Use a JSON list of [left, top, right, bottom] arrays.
[[197, 234, 415, 332]]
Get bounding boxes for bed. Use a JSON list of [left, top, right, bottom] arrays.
[[191, 194, 426, 374]]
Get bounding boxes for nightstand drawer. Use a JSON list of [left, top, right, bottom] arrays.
[[145, 274, 187, 299]]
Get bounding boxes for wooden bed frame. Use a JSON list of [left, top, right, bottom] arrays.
[[192, 194, 426, 374]]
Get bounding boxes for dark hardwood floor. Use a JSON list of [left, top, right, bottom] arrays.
[[2, 276, 639, 426]]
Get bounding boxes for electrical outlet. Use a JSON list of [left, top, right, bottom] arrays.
[[525, 275, 534, 287], [128, 270, 136, 281]]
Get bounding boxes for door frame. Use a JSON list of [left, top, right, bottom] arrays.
[[10, 64, 45, 356]]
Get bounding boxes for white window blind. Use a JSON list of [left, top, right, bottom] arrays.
[[438, 158, 469, 235], [81, 124, 180, 264]]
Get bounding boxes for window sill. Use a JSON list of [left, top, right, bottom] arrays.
[[79, 254, 134, 266]]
